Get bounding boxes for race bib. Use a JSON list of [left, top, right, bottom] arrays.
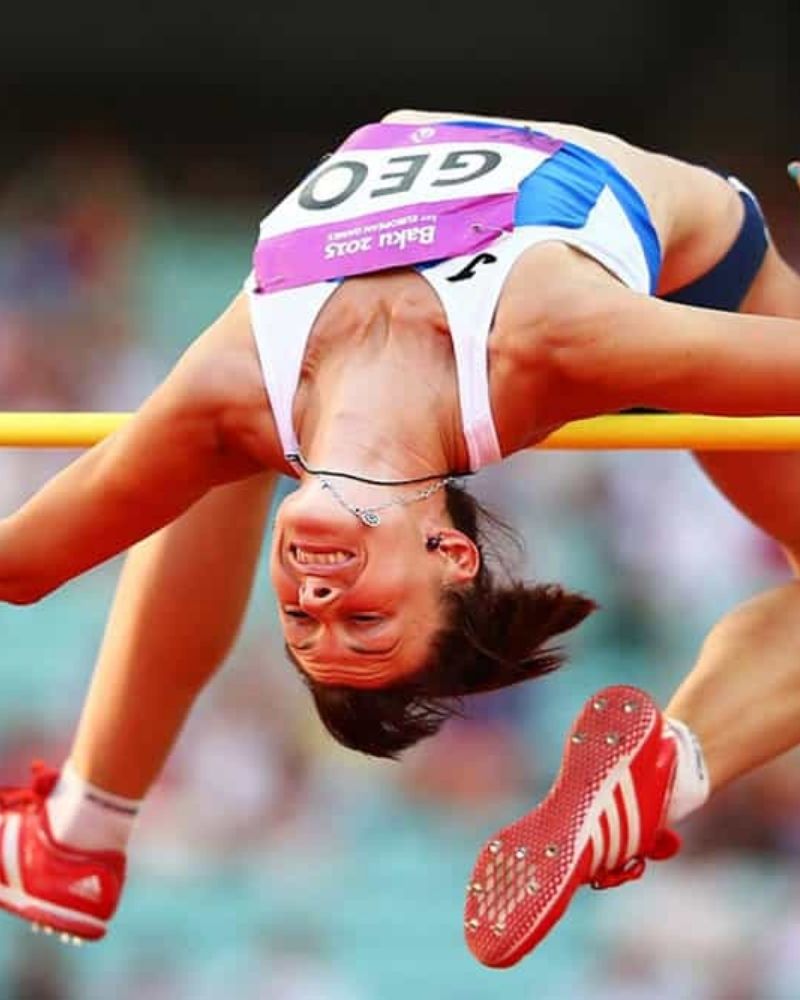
[[253, 123, 562, 292]]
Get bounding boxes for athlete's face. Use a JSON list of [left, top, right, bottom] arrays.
[[270, 482, 476, 687]]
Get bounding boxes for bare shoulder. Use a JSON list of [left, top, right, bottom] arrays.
[[494, 242, 616, 350], [495, 242, 800, 424], [489, 243, 622, 438], [167, 293, 284, 470], [384, 110, 747, 293], [382, 110, 679, 233]]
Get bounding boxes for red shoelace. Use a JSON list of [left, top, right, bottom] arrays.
[[591, 828, 681, 891]]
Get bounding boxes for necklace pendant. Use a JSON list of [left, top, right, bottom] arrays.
[[359, 510, 381, 527]]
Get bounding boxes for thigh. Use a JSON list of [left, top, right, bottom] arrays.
[[739, 239, 800, 318], [695, 451, 800, 568], [695, 240, 800, 566], [101, 471, 277, 662]]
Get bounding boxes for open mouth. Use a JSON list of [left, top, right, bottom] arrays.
[[290, 544, 356, 566]]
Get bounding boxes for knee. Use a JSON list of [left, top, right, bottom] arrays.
[[700, 582, 800, 654], [1, 578, 52, 605]]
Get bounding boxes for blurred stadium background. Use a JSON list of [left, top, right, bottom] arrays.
[[0, 1, 798, 996]]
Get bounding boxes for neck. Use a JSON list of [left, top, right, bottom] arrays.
[[303, 408, 451, 480], [295, 284, 469, 482]]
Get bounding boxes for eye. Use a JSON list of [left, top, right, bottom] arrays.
[[349, 614, 384, 625], [284, 608, 311, 620]]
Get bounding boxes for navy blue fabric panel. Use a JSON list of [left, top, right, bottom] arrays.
[[660, 190, 768, 311]]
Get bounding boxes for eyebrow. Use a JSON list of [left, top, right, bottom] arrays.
[[281, 612, 400, 658]]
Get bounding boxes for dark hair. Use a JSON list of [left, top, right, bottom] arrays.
[[287, 483, 597, 759]]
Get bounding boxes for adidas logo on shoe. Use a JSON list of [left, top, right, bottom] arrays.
[[0, 763, 126, 942], [68, 875, 103, 902], [464, 685, 680, 967]]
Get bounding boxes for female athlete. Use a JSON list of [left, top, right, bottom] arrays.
[[1, 111, 800, 964]]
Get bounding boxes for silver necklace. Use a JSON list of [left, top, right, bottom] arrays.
[[288, 449, 454, 526], [287, 450, 461, 486], [319, 474, 453, 527]]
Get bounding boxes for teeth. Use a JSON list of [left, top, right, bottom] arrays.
[[293, 548, 351, 565]]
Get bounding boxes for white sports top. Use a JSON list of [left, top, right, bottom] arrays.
[[245, 120, 661, 471]]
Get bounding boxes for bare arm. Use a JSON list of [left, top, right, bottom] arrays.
[[0, 297, 272, 603], [528, 248, 800, 422]]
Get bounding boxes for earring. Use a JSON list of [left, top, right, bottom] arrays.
[[425, 534, 443, 551]]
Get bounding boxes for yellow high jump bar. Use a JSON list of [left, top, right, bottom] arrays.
[[2, 412, 800, 450]]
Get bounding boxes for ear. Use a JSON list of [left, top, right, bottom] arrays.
[[435, 529, 481, 585]]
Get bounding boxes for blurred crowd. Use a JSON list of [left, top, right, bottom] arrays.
[[2, 137, 800, 1000]]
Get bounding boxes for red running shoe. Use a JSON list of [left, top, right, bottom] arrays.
[[464, 685, 680, 968], [0, 763, 125, 943]]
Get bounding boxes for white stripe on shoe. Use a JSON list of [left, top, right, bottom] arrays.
[[0, 815, 106, 935], [497, 749, 650, 945], [590, 822, 604, 870], [0, 882, 107, 933], [587, 764, 644, 878], [2, 814, 23, 892], [604, 792, 622, 870], [619, 768, 641, 859], [465, 687, 674, 969]]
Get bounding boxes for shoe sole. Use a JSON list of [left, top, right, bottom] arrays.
[[0, 882, 106, 941], [464, 685, 660, 968]]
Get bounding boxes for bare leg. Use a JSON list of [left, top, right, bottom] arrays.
[[667, 580, 800, 789], [69, 472, 275, 798], [671, 240, 800, 793]]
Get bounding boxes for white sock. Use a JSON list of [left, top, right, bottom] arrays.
[[664, 717, 710, 825], [45, 761, 140, 854]]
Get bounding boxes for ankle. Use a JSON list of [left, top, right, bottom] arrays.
[[45, 761, 140, 854], [664, 717, 710, 825]]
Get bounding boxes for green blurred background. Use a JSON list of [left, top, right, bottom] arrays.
[[1, 2, 798, 997]]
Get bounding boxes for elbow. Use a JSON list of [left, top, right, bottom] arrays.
[[2, 579, 56, 606], [5, 591, 43, 607], [0, 522, 62, 605], [0, 566, 61, 606]]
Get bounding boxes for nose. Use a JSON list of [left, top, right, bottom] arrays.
[[298, 578, 342, 610]]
